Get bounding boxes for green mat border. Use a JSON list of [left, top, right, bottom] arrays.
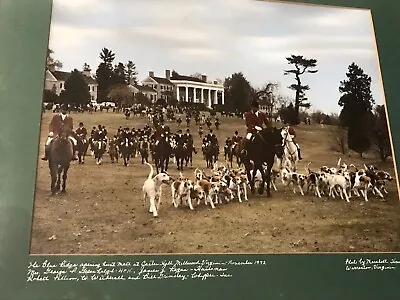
[[1, 0, 399, 299]]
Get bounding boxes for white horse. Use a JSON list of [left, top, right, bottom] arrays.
[[279, 127, 299, 173]]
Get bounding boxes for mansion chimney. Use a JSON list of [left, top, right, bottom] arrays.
[[165, 69, 171, 80], [201, 74, 207, 82], [149, 71, 154, 77]]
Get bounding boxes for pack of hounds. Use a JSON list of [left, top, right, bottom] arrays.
[[142, 158, 395, 217]]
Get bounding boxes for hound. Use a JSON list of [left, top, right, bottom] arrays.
[[142, 162, 172, 217]]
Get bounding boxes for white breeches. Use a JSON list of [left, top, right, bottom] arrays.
[[45, 136, 53, 146], [69, 136, 78, 146], [45, 136, 77, 146], [246, 133, 252, 140], [296, 143, 300, 149]]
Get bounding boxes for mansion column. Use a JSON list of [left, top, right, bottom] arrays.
[[214, 90, 218, 105], [185, 86, 188, 103], [208, 89, 211, 107], [222, 90, 224, 105], [176, 87, 180, 102], [201, 88, 204, 104], [193, 87, 197, 103]]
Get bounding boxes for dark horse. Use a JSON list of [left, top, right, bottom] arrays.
[[184, 139, 197, 167], [119, 137, 134, 166], [203, 140, 219, 168], [153, 135, 172, 173], [240, 127, 284, 197], [174, 140, 188, 171], [48, 131, 73, 195], [76, 134, 89, 164]]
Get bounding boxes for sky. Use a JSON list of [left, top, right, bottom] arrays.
[[48, 0, 385, 114]]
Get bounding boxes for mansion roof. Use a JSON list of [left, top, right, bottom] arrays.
[[170, 74, 206, 83], [134, 84, 157, 93], [150, 76, 173, 85], [49, 70, 97, 85]]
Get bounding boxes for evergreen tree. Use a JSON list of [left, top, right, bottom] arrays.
[[96, 48, 116, 102], [284, 55, 318, 124], [59, 69, 91, 106], [224, 72, 253, 113], [371, 105, 392, 161], [338, 63, 375, 157], [113, 62, 127, 84], [126, 60, 138, 84]]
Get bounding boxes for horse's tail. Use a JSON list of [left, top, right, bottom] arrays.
[[145, 162, 154, 179]]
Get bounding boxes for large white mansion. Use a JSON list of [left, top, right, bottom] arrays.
[[44, 67, 224, 108], [141, 70, 225, 107]]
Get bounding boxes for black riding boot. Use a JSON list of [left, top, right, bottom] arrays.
[[298, 148, 303, 160], [41, 144, 51, 161]]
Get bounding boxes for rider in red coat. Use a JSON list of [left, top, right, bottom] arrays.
[[241, 100, 269, 154], [41, 104, 79, 161]]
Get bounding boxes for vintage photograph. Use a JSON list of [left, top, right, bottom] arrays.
[[30, 0, 400, 255]]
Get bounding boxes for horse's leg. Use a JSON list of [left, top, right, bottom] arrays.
[[248, 163, 256, 195], [56, 165, 62, 192], [61, 165, 69, 193], [264, 164, 273, 197], [257, 164, 265, 195], [49, 162, 57, 195]]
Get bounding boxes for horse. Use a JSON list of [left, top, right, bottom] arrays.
[[240, 127, 284, 197], [109, 140, 119, 163], [153, 135, 172, 173], [119, 136, 134, 166], [174, 140, 188, 171], [92, 139, 107, 165], [203, 140, 219, 168], [48, 131, 73, 195], [184, 138, 197, 167], [280, 127, 299, 172], [139, 139, 150, 164], [76, 134, 89, 164], [229, 141, 242, 168]]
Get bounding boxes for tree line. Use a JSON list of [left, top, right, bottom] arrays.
[[43, 48, 139, 107], [43, 49, 391, 161]]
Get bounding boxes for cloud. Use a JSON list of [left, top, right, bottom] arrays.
[[129, 25, 209, 44], [47, 0, 383, 113], [49, 24, 112, 49], [172, 47, 223, 60]]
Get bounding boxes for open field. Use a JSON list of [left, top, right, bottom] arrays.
[[30, 112, 400, 254]]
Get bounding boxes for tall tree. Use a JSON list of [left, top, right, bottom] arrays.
[[284, 55, 318, 124], [96, 48, 116, 102], [59, 69, 91, 106], [113, 62, 127, 84], [371, 105, 392, 161], [126, 61, 138, 84], [46, 48, 63, 71], [224, 72, 253, 113], [338, 62, 375, 157], [99, 48, 115, 65]]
